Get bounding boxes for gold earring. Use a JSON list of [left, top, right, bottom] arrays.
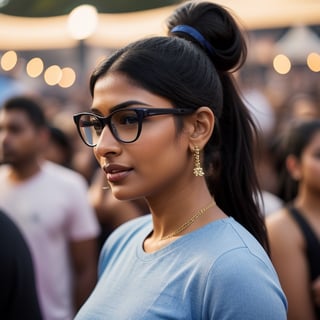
[[193, 146, 205, 176]]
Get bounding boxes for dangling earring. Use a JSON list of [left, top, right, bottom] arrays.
[[193, 145, 205, 176]]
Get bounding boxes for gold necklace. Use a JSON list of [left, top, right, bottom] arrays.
[[160, 199, 216, 240]]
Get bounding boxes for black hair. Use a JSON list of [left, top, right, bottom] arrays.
[[2, 96, 47, 128], [275, 119, 320, 202], [48, 126, 73, 167], [89, 1, 267, 250]]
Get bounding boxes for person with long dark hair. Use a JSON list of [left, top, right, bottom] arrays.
[[267, 119, 320, 320], [73, 1, 287, 318]]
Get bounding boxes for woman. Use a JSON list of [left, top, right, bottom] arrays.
[[267, 119, 320, 320], [73, 1, 287, 318]]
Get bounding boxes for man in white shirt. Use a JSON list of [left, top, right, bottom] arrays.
[[0, 96, 100, 320]]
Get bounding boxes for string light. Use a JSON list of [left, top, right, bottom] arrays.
[[273, 54, 291, 75], [44, 65, 62, 86], [26, 57, 44, 78], [0, 50, 77, 89], [0, 50, 18, 71], [59, 67, 76, 88], [307, 52, 320, 72]]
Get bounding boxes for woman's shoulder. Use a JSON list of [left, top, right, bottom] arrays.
[[266, 207, 305, 256], [201, 220, 288, 318], [190, 218, 273, 270], [266, 207, 303, 242], [266, 207, 290, 223]]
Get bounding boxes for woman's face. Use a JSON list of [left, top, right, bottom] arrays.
[[91, 72, 193, 201], [299, 130, 320, 193]]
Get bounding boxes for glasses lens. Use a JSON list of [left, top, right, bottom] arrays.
[[111, 109, 140, 143], [77, 110, 140, 146], [78, 114, 102, 146]]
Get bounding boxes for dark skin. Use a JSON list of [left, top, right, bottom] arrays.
[[91, 73, 227, 254], [267, 131, 320, 320]]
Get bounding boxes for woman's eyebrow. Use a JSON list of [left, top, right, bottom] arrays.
[[110, 100, 149, 112], [90, 100, 150, 115]]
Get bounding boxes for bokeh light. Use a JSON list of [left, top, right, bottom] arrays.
[[26, 57, 44, 78], [67, 5, 98, 40], [59, 67, 76, 88], [44, 65, 62, 86], [307, 52, 320, 72], [0, 0, 9, 8], [273, 54, 291, 74], [1, 50, 18, 71]]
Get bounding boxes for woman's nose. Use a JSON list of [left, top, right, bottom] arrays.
[[94, 126, 121, 158]]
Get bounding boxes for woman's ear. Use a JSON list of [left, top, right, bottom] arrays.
[[185, 106, 215, 150], [286, 154, 301, 181]]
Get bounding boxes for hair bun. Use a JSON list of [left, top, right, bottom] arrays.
[[167, 1, 247, 72]]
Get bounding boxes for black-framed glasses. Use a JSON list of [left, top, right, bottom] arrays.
[[73, 107, 195, 147]]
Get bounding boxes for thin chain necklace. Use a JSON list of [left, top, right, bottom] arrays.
[[160, 199, 216, 240]]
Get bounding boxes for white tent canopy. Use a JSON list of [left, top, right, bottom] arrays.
[[1, 0, 320, 50]]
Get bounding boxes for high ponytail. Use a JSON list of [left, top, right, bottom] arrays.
[[168, 1, 268, 251], [213, 73, 268, 251]]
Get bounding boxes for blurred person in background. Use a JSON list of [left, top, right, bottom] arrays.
[[49, 109, 98, 183], [44, 125, 73, 168], [271, 92, 320, 202], [0, 96, 100, 320], [267, 119, 320, 320], [0, 208, 43, 320], [274, 92, 320, 136]]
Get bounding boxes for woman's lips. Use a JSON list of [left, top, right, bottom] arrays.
[[103, 164, 132, 183]]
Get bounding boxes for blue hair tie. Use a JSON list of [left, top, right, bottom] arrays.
[[171, 25, 215, 56]]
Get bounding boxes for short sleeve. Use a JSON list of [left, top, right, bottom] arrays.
[[203, 247, 288, 320]]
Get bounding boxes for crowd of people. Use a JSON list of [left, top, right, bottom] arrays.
[[0, 1, 319, 319]]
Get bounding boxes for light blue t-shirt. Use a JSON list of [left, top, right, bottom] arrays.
[[75, 216, 287, 319]]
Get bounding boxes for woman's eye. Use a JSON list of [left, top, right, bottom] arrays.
[[123, 116, 138, 124], [117, 112, 139, 125], [87, 118, 102, 134], [92, 120, 101, 129]]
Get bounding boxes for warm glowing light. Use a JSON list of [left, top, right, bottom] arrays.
[[44, 65, 62, 86], [307, 52, 320, 72], [0, 0, 9, 8], [1, 50, 18, 71], [67, 5, 98, 40], [59, 67, 76, 88], [26, 57, 44, 78], [273, 54, 291, 74]]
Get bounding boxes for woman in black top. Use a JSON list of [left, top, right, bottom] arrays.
[[267, 119, 320, 319]]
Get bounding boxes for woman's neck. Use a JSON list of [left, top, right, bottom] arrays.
[[294, 185, 320, 217], [143, 177, 226, 252]]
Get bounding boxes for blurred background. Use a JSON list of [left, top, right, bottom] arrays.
[[1, 0, 319, 109], [1, 0, 320, 191]]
